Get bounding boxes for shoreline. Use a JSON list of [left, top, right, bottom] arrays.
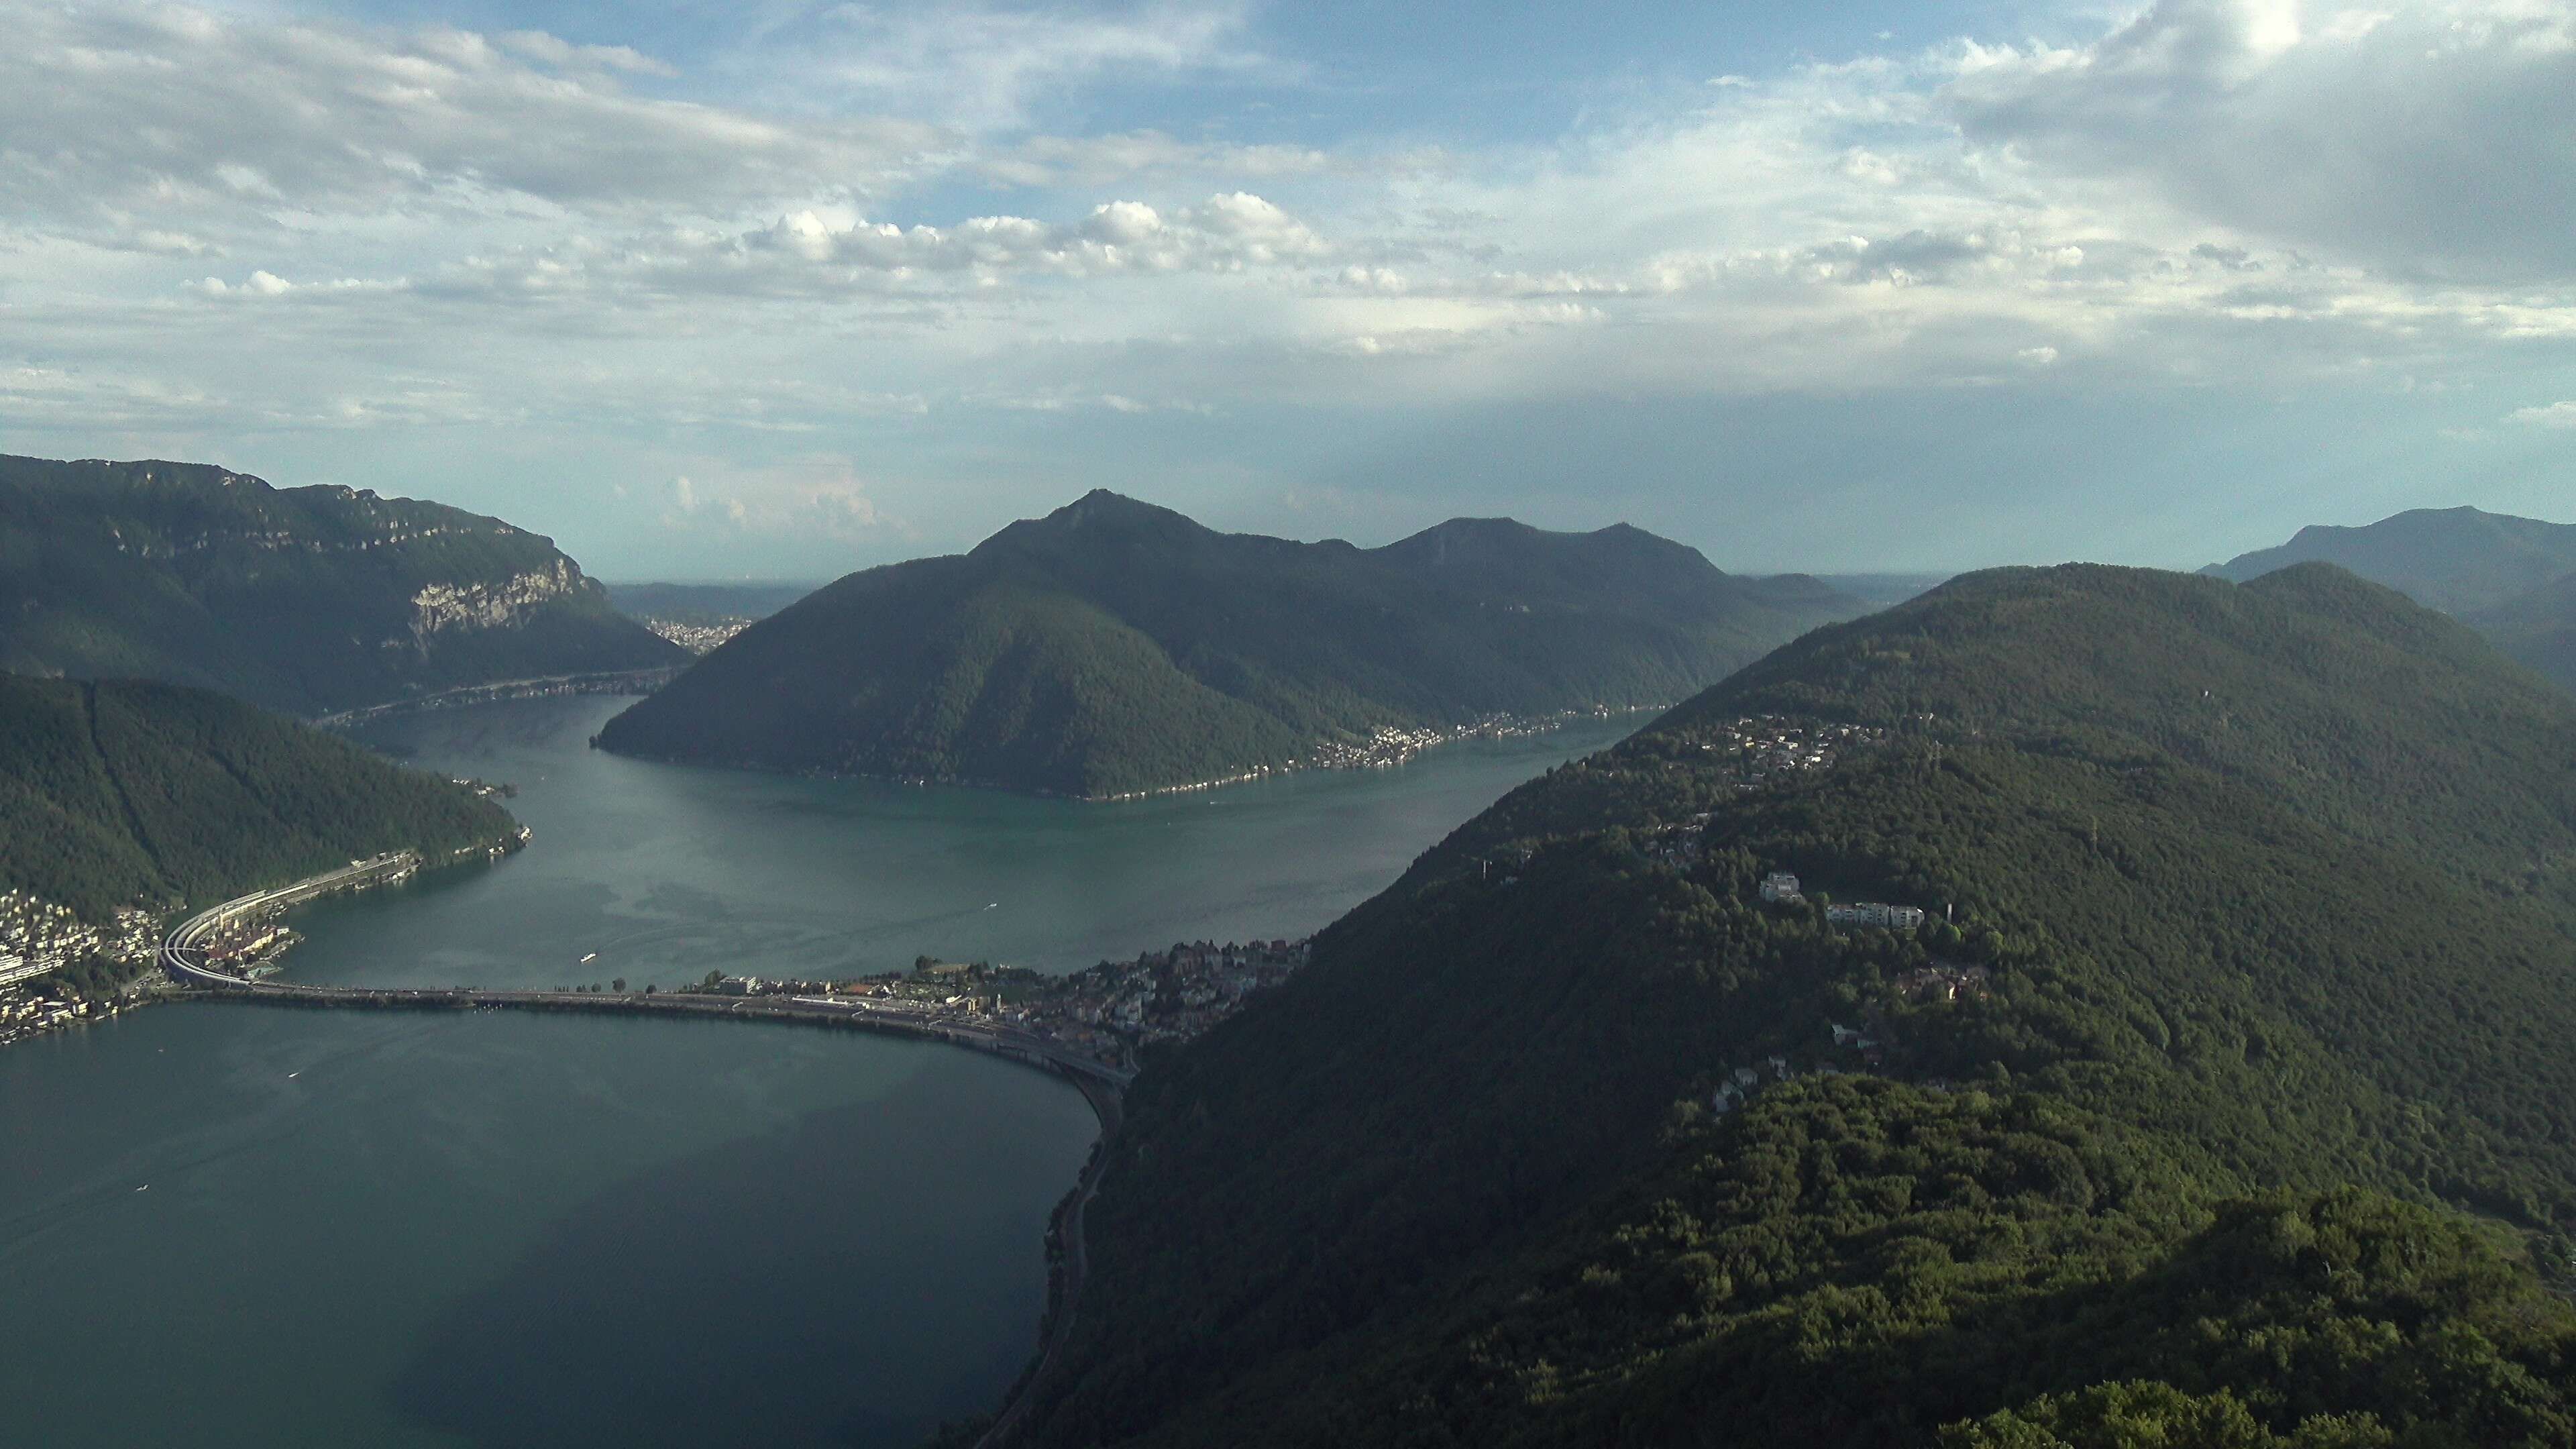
[[597, 703, 1662, 804]]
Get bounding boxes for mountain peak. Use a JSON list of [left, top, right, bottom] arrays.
[[976, 491, 1215, 557]]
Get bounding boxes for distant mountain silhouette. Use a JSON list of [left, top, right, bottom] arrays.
[[2209, 504, 2576, 690], [2207, 505, 2576, 612], [596, 492, 1866, 796]]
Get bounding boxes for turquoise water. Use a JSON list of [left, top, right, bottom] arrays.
[[0, 697, 1635, 1447]]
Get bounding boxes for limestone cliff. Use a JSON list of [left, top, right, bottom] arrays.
[[0, 453, 682, 715]]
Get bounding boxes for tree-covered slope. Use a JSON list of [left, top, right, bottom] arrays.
[[0, 674, 520, 923], [1010, 564, 2576, 1448], [596, 492, 1863, 796], [0, 454, 683, 716]]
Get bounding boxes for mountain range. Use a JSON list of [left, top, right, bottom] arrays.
[[595, 492, 1865, 797], [1000, 561, 2576, 1447], [0, 453, 683, 717], [2208, 505, 2576, 689]]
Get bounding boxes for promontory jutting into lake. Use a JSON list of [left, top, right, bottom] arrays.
[[13, 8, 2576, 1444]]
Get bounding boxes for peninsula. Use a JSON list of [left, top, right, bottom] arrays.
[[593, 492, 1863, 798]]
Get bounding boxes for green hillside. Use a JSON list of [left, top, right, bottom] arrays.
[[595, 493, 1864, 796], [0, 674, 519, 926], [1008, 564, 2576, 1448], [2209, 504, 2576, 692], [0, 453, 683, 716]]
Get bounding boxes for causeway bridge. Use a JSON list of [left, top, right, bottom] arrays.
[[159, 865, 1137, 1097]]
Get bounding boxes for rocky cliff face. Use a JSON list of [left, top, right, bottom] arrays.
[[406, 560, 588, 642], [0, 453, 683, 715]]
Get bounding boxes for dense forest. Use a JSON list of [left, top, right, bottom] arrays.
[[596, 491, 1861, 796], [0, 453, 681, 716], [0, 674, 519, 928], [1006, 564, 2576, 1448]]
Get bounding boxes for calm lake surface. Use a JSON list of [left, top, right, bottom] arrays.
[[0, 696, 1635, 1448]]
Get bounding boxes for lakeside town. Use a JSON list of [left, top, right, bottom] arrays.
[[638, 615, 757, 654], [1089, 705, 1653, 802], [665, 937, 1316, 1074], [0, 889, 164, 1046]]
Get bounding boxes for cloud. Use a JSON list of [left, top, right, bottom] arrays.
[[411, 192, 1331, 301], [8, 0, 2575, 584], [1945, 0, 2576, 281], [0, 1, 934, 237], [2509, 400, 2576, 429], [765, 1, 1277, 133]]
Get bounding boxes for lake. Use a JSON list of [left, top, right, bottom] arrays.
[[0, 696, 1633, 1448]]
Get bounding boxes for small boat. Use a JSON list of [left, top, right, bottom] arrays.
[[579, 952, 598, 964], [286, 1072, 299, 1079]]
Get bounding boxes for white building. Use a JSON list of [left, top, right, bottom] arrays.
[[1759, 871, 1803, 903], [1825, 902, 1926, 930]]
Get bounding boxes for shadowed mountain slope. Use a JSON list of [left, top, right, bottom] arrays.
[[0, 674, 517, 925], [1005, 563, 2576, 1449]]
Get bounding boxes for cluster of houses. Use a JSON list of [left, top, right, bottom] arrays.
[[724, 937, 1318, 1073], [0, 890, 150, 987], [1827, 901, 1928, 930], [0, 891, 163, 1046], [1681, 714, 1890, 784], [1896, 962, 1992, 1002], [1031, 938, 1313, 1053], [0, 991, 102, 1046], [1756, 871, 1930, 930], [639, 616, 756, 655], [0, 887, 162, 1041]]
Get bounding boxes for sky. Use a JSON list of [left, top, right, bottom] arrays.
[[4, 0, 2573, 580]]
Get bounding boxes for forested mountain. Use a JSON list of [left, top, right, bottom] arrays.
[[595, 492, 1864, 796], [0, 454, 683, 716], [0, 674, 517, 940], [1007, 564, 2576, 1448], [2210, 506, 2576, 691]]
